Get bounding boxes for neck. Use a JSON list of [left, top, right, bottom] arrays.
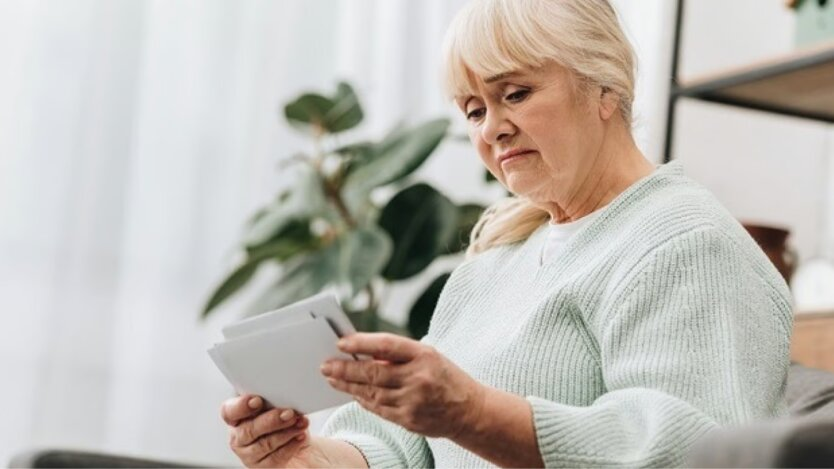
[[542, 123, 654, 224]]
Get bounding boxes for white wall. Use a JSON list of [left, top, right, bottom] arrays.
[[673, 0, 834, 264], [0, 0, 479, 465]]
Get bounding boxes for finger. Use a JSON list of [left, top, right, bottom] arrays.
[[221, 395, 264, 426], [338, 332, 421, 363], [238, 427, 307, 466], [321, 359, 402, 387], [354, 394, 402, 425], [327, 378, 402, 406], [233, 408, 300, 447], [256, 432, 308, 467]]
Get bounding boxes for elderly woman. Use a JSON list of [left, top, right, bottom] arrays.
[[220, 0, 793, 467]]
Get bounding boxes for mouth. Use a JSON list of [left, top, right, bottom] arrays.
[[497, 148, 536, 165]]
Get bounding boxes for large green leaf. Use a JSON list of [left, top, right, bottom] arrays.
[[201, 261, 260, 318], [342, 118, 450, 212], [378, 183, 459, 280], [408, 272, 451, 338], [333, 141, 374, 159], [202, 220, 320, 319], [372, 121, 409, 159], [244, 164, 327, 248], [445, 203, 486, 254], [246, 242, 341, 316], [245, 219, 319, 261], [324, 82, 363, 133], [376, 119, 449, 185], [283, 83, 363, 135], [333, 141, 375, 185], [284, 93, 334, 133], [338, 225, 393, 296]]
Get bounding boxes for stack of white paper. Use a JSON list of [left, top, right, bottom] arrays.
[[208, 291, 358, 415]]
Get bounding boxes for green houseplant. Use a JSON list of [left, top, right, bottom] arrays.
[[201, 82, 485, 338]]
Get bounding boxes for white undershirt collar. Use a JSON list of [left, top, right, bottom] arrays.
[[540, 206, 608, 265]]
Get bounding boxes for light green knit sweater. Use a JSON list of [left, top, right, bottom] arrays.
[[321, 161, 793, 468]]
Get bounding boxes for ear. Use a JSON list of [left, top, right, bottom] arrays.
[[597, 86, 619, 121]]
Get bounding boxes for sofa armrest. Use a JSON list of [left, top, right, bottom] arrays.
[[8, 449, 215, 468], [686, 415, 834, 468], [787, 363, 834, 417], [775, 417, 834, 467]]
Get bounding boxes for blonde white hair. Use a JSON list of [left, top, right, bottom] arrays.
[[441, 0, 637, 257]]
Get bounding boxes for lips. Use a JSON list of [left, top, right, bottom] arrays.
[[497, 149, 535, 165]]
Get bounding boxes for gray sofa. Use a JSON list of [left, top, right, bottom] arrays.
[[686, 363, 834, 467], [10, 363, 834, 468]]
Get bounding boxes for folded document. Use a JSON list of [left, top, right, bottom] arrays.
[[207, 292, 358, 414]]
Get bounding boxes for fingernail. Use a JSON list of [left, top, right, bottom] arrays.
[[337, 339, 347, 348], [247, 397, 262, 409], [280, 409, 294, 421], [320, 363, 332, 375], [295, 433, 306, 441]]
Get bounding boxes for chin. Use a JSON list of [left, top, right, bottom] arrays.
[[504, 175, 540, 197]]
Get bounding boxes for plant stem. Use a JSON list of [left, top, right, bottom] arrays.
[[364, 283, 379, 331], [312, 132, 380, 331], [365, 284, 376, 314], [312, 133, 358, 229], [323, 178, 358, 228]]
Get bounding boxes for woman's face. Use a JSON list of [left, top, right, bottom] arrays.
[[457, 62, 613, 204]]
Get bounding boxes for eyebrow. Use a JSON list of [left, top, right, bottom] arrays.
[[484, 72, 519, 84], [456, 72, 522, 108]]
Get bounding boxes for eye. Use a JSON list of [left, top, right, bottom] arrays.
[[505, 89, 530, 102], [466, 107, 486, 121]]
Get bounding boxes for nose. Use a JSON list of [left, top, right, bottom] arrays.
[[480, 108, 516, 145]]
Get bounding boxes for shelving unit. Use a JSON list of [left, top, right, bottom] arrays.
[[663, 0, 834, 162], [662, 0, 834, 370], [792, 311, 834, 372]]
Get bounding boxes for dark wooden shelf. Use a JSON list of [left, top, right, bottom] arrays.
[[675, 41, 834, 123], [792, 310, 834, 373]]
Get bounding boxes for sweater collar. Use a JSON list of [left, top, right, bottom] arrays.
[[528, 159, 685, 270]]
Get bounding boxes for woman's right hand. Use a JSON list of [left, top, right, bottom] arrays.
[[221, 395, 321, 468]]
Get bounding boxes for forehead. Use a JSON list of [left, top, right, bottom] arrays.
[[454, 70, 525, 106], [453, 62, 568, 106]]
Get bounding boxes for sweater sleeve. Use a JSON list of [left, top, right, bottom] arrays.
[[527, 227, 793, 467], [320, 398, 434, 468]]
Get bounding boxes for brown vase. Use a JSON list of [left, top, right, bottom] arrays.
[[742, 223, 798, 285]]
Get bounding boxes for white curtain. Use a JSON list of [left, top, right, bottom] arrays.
[[0, 0, 670, 464]]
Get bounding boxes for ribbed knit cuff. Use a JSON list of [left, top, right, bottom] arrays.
[[526, 396, 602, 467], [526, 395, 715, 467], [329, 432, 403, 469]]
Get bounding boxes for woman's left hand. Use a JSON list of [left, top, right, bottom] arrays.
[[321, 332, 486, 439]]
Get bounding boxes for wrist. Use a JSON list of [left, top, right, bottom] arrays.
[[311, 436, 369, 469], [449, 381, 490, 442], [445, 388, 543, 467]]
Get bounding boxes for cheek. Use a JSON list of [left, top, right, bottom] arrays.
[[526, 107, 561, 142], [526, 110, 580, 163]]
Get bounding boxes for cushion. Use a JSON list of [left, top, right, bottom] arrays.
[[686, 364, 834, 468], [786, 363, 834, 417]]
